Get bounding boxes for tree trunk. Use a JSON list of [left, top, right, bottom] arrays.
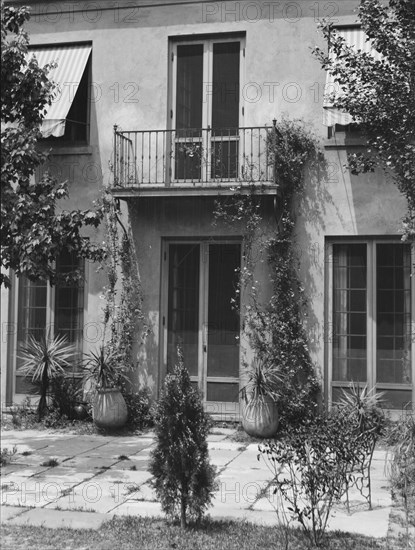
[[180, 485, 187, 529], [38, 363, 49, 421]]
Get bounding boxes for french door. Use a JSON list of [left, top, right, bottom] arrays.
[[162, 241, 241, 415], [170, 37, 244, 182], [328, 240, 414, 412]]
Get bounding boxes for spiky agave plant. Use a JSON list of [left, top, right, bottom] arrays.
[[241, 357, 284, 403], [338, 382, 385, 435], [82, 345, 129, 390], [18, 332, 75, 420]]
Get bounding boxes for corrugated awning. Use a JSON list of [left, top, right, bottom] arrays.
[[323, 28, 381, 127], [28, 44, 91, 137]]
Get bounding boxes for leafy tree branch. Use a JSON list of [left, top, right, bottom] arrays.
[[312, 0, 415, 239], [1, 2, 105, 287]]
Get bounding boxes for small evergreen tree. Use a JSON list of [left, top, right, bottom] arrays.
[[149, 351, 216, 528]]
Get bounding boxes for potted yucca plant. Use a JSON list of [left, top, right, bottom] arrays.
[[241, 358, 283, 438], [83, 345, 128, 429], [18, 332, 75, 421]]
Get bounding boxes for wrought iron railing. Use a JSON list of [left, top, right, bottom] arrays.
[[112, 126, 274, 188]]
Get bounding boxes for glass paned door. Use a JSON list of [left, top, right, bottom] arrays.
[[330, 241, 413, 411], [211, 42, 240, 180], [206, 244, 240, 402], [172, 39, 242, 182], [165, 242, 241, 410], [167, 243, 200, 377], [175, 45, 204, 181], [376, 244, 412, 408], [332, 243, 367, 383]]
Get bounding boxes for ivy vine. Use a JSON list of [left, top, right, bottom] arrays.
[[215, 118, 322, 430], [100, 189, 146, 383]]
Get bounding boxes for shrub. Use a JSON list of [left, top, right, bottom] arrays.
[[123, 388, 154, 430], [50, 375, 83, 421], [8, 397, 37, 429], [259, 399, 384, 548], [260, 413, 356, 547], [336, 383, 385, 510], [149, 351, 217, 528], [0, 446, 17, 467], [386, 415, 415, 531], [40, 408, 70, 429]]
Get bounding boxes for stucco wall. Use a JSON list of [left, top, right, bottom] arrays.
[[129, 196, 276, 395], [4, 0, 408, 400]]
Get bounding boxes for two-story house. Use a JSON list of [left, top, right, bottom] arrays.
[[1, 0, 413, 419]]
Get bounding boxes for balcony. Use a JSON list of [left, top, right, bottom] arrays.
[[112, 126, 278, 197]]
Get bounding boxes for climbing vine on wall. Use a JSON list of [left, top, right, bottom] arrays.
[[101, 189, 145, 381], [215, 118, 323, 430]]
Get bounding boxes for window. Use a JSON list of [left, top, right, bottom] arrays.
[[327, 240, 414, 411], [53, 56, 90, 143], [14, 250, 85, 395], [29, 44, 91, 144], [170, 36, 244, 181], [323, 27, 381, 136]]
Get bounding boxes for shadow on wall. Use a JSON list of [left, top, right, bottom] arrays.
[[295, 152, 336, 358], [125, 200, 157, 396]]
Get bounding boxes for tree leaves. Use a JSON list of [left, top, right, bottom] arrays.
[[1, 3, 105, 287], [313, 0, 415, 239]]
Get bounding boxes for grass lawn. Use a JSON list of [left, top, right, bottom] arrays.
[[0, 516, 408, 550]]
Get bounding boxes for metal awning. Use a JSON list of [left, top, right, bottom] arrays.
[[28, 44, 91, 137], [323, 28, 381, 127]]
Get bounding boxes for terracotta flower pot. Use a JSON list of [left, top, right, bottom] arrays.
[[242, 396, 279, 438], [93, 388, 128, 429]]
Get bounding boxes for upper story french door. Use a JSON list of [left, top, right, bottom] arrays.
[[170, 37, 244, 182]]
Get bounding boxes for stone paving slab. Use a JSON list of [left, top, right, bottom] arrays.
[[1, 430, 72, 444], [208, 440, 245, 452], [112, 500, 163, 517], [4, 451, 42, 463], [328, 504, 392, 537], [1, 463, 48, 477], [125, 480, 157, 502], [211, 428, 239, 437], [94, 468, 152, 485], [31, 468, 97, 498], [0, 429, 395, 539], [100, 436, 154, 445], [210, 489, 251, 513], [78, 441, 152, 459], [115, 456, 150, 471], [1, 476, 61, 508], [206, 434, 229, 442], [14, 454, 72, 468], [24, 441, 91, 457], [209, 449, 242, 469], [4, 507, 108, 529], [42, 471, 152, 514], [61, 456, 119, 470], [0, 505, 31, 521]]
